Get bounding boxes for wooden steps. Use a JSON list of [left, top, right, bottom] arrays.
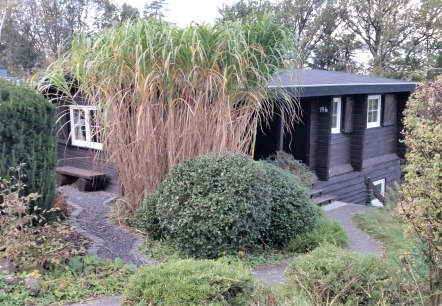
[[313, 195, 337, 206], [310, 187, 337, 206]]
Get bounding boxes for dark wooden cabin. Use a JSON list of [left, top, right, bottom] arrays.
[[255, 69, 417, 205], [55, 94, 119, 193]]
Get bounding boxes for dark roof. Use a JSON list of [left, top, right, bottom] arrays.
[[269, 69, 417, 97]]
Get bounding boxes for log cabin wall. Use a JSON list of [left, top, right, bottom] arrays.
[[350, 95, 367, 171], [307, 98, 318, 171], [311, 92, 407, 204], [56, 100, 120, 193], [315, 97, 332, 180]]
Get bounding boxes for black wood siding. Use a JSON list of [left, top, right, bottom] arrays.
[[315, 97, 332, 180], [350, 95, 367, 171], [313, 154, 400, 204], [308, 98, 318, 170], [364, 126, 396, 159], [330, 133, 351, 167]]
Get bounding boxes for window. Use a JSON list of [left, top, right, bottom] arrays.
[[69, 105, 102, 150], [367, 95, 381, 128], [372, 178, 386, 196], [331, 97, 341, 134]]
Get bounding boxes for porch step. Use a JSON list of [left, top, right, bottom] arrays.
[[309, 188, 327, 198], [313, 195, 337, 206]]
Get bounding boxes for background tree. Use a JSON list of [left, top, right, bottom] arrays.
[[220, 0, 441, 79], [218, 0, 359, 71], [119, 3, 139, 21], [143, 0, 167, 19], [0, 0, 123, 75], [339, 0, 442, 78]]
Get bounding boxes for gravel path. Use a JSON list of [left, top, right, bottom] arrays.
[[61, 191, 383, 305], [59, 186, 156, 266]]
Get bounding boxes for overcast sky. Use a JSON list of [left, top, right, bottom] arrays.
[[113, 0, 239, 26]]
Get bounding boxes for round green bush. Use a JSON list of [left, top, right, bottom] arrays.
[[122, 259, 253, 306], [260, 161, 318, 247], [137, 153, 318, 258], [285, 244, 412, 305], [140, 153, 272, 258]]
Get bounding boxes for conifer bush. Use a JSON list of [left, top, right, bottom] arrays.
[[122, 259, 253, 305], [0, 79, 56, 210]]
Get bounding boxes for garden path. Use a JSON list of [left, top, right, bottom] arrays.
[[252, 202, 384, 286], [59, 186, 157, 266], [62, 188, 384, 304]]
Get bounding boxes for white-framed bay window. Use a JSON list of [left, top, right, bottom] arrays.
[[367, 95, 381, 128], [331, 97, 342, 134], [69, 105, 102, 150]]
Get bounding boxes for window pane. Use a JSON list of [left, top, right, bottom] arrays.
[[372, 110, 378, 122], [73, 109, 87, 141], [332, 101, 338, 129], [89, 110, 100, 143]]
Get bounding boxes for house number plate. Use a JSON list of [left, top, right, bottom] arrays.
[[319, 106, 328, 112]]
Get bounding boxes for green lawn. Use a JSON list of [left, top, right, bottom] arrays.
[[353, 204, 422, 266]]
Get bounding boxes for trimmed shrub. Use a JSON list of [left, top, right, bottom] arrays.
[[259, 161, 318, 247], [0, 79, 56, 210], [285, 244, 414, 305], [138, 153, 318, 258], [287, 209, 348, 253], [265, 151, 312, 188], [138, 153, 272, 258], [122, 259, 253, 305]]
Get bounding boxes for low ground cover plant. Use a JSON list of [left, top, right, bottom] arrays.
[[0, 169, 88, 271], [137, 153, 318, 258], [122, 258, 253, 306], [285, 244, 418, 305], [1, 256, 136, 306], [287, 209, 348, 253]]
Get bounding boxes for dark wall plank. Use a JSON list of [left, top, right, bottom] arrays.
[[350, 95, 367, 171], [315, 97, 332, 180]]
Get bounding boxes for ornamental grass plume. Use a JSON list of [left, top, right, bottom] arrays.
[[37, 17, 300, 212]]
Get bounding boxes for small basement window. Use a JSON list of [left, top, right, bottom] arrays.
[[372, 178, 386, 196], [331, 97, 341, 134], [367, 95, 381, 128], [69, 105, 102, 150]]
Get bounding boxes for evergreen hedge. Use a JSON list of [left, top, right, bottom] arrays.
[[0, 79, 57, 210]]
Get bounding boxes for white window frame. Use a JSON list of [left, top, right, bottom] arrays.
[[331, 97, 342, 134], [69, 105, 103, 150], [372, 178, 386, 196], [367, 95, 381, 128]]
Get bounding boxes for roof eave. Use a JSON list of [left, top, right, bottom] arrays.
[[269, 83, 417, 98]]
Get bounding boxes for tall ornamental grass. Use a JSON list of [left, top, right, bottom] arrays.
[[37, 18, 299, 212]]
